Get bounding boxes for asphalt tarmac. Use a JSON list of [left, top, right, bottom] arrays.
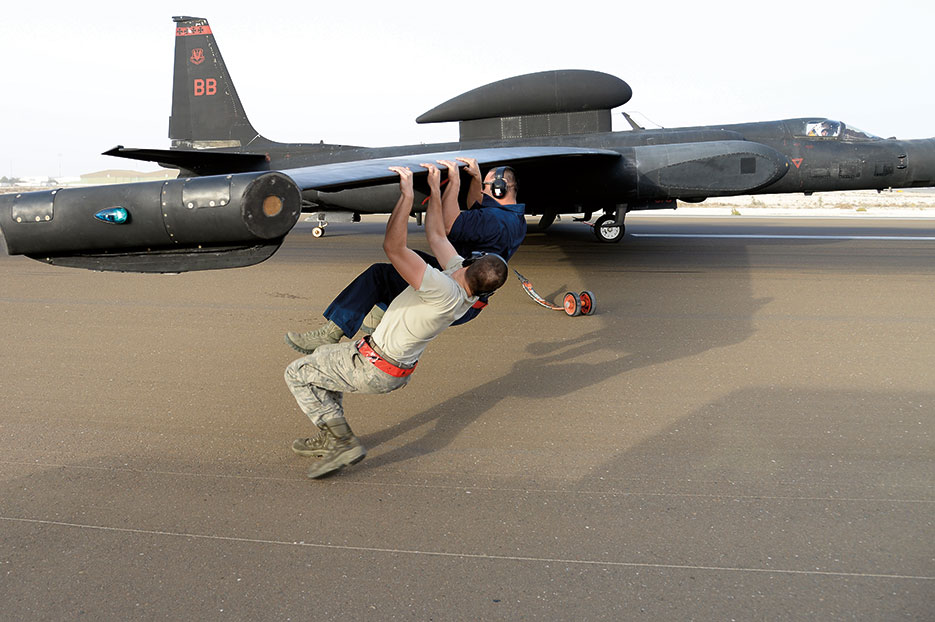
[[1, 214, 933, 620]]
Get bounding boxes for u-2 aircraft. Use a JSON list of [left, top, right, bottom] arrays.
[[3, 15, 934, 273]]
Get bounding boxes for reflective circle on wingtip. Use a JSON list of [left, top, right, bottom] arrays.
[[262, 195, 283, 218]]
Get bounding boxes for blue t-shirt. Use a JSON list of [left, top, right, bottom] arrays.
[[447, 194, 526, 261]]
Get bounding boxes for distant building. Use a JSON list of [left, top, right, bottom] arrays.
[[78, 169, 179, 185], [13, 176, 56, 187]]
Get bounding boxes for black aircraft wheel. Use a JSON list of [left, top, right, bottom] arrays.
[[537, 211, 557, 231], [563, 292, 581, 316], [593, 214, 624, 243], [312, 226, 325, 238], [579, 290, 595, 315]]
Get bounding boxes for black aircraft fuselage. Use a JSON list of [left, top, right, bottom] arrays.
[[241, 119, 935, 218]]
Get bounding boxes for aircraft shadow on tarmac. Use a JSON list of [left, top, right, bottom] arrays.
[[564, 385, 934, 612]]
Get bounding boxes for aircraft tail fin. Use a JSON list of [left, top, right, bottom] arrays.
[[169, 16, 266, 150]]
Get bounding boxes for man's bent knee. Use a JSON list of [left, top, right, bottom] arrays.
[[284, 356, 314, 390]]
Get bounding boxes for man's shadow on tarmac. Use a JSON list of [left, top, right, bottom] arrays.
[[353, 234, 769, 471]]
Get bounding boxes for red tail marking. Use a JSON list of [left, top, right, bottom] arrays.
[[193, 78, 217, 97], [176, 25, 213, 37]]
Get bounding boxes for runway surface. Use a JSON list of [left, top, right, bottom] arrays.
[[1, 214, 933, 619]]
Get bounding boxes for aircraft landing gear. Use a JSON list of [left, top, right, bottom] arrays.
[[305, 210, 360, 238], [593, 212, 626, 243], [537, 211, 557, 231]]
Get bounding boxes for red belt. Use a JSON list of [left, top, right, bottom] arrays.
[[356, 337, 417, 378]]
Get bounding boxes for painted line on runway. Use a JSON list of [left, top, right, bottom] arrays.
[[3, 460, 932, 505], [631, 233, 935, 241], [3, 515, 933, 581], [350, 478, 935, 504]]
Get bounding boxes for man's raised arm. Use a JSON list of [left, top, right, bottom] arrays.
[[437, 159, 462, 234], [456, 157, 483, 208], [420, 163, 458, 268], [383, 166, 427, 290]]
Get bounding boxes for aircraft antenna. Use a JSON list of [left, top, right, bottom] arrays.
[[621, 112, 644, 131], [623, 111, 665, 129]]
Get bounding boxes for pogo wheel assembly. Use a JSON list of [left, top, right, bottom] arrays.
[[514, 269, 596, 317]]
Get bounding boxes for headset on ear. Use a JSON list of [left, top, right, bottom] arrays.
[[461, 251, 507, 268], [487, 166, 515, 199]]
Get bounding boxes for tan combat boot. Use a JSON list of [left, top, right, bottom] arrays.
[[292, 427, 333, 458], [285, 320, 344, 354], [306, 417, 367, 479], [361, 305, 386, 335]]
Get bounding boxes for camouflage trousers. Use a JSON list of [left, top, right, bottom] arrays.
[[284, 341, 410, 427]]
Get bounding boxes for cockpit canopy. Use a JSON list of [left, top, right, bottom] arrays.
[[797, 119, 881, 141]]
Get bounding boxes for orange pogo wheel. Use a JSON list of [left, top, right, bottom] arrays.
[[579, 290, 595, 315], [563, 292, 581, 316]]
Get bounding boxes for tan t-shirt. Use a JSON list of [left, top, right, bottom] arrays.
[[371, 255, 476, 365]]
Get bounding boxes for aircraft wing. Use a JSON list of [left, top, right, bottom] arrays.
[[280, 146, 620, 192], [104, 146, 269, 176], [0, 146, 619, 273]]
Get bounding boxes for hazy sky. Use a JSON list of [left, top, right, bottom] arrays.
[[2, 0, 933, 178]]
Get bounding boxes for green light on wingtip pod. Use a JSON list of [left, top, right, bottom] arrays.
[[94, 207, 129, 224]]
